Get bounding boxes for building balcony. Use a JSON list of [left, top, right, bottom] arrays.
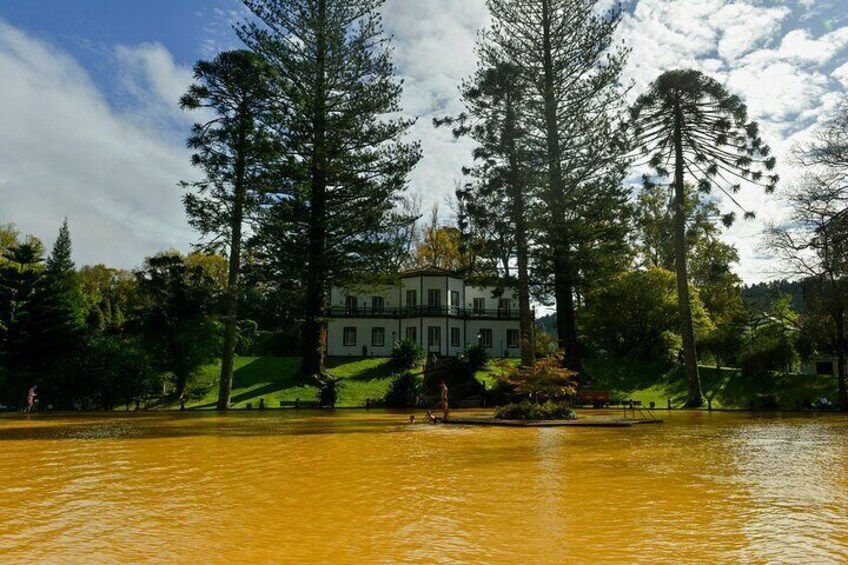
[[326, 305, 527, 320]]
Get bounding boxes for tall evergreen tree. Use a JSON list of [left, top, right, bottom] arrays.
[[180, 49, 279, 410], [629, 69, 778, 407], [481, 0, 631, 374], [0, 242, 44, 404], [7, 221, 86, 407], [436, 62, 536, 366], [239, 0, 421, 377]]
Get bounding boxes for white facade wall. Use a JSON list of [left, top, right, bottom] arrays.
[[327, 273, 522, 358]]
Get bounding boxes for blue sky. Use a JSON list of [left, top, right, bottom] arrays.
[[1, 0, 846, 282]]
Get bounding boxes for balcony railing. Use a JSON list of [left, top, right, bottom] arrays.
[[327, 305, 527, 320]]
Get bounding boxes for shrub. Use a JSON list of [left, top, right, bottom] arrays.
[[391, 338, 424, 370], [497, 352, 577, 401], [66, 335, 157, 410], [314, 374, 343, 408], [461, 344, 489, 374], [494, 401, 576, 421], [383, 372, 421, 408]]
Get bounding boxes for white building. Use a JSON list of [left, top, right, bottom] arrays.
[[326, 266, 526, 358]]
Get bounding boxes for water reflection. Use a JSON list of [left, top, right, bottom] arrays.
[[0, 411, 847, 564]]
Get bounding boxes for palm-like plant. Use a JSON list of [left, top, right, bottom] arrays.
[[629, 69, 778, 407]]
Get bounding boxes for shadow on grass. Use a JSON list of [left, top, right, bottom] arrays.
[[326, 357, 397, 382], [194, 357, 307, 409], [585, 359, 675, 392]]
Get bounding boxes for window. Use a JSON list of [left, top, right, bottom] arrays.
[[405, 326, 417, 342], [450, 290, 460, 306], [473, 298, 485, 314], [507, 329, 520, 348], [450, 327, 461, 347], [498, 298, 511, 317], [371, 296, 384, 313], [343, 327, 357, 346], [427, 289, 441, 306], [478, 329, 492, 347], [344, 296, 358, 315], [372, 327, 385, 347], [406, 289, 417, 307], [428, 326, 441, 348]]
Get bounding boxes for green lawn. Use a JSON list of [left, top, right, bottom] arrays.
[[189, 356, 420, 409], [186, 355, 840, 410], [584, 359, 838, 409]]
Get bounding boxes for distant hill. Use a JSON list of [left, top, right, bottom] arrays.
[[742, 279, 806, 313]]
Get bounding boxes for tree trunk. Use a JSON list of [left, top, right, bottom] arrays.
[[836, 309, 847, 411], [301, 0, 328, 379], [504, 89, 535, 368], [216, 111, 249, 411], [673, 104, 703, 407], [540, 0, 581, 374]]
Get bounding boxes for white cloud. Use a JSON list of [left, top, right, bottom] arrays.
[[619, 0, 848, 282], [0, 21, 196, 269], [3, 0, 848, 286], [114, 42, 196, 130], [381, 0, 488, 218]]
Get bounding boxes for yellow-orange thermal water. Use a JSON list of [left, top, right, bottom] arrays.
[[1, 410, 847, 564]]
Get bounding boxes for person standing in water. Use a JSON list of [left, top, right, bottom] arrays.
[[24, 385, 37, 413], [440, 381, 449, 422]]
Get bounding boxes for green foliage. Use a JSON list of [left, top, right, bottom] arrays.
[[135, 252, 222, 397], [78, 264, 137, 333], [498, 352, 577, 400], [383, 372, 421, 408], [239, 0, 422, 375], [391, 338, 424, 370], [314, 373, 343, 408], [461, 344, 489, 374], [0, 241, 45, 403], [0, 221, 85, 408], [494, 401, 576, 421], [737, 306, 801, 377], [180, 49, 278, 252], [67, 335, 157, 410], [583, 268, 713, 360]]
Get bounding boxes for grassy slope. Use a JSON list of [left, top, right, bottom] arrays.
[[189, 356, 419, 409], [188, 356, 840, 410], [584, 359, 838, 409]]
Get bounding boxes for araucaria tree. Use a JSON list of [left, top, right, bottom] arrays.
[[239, 0, 421, 378], [481, 0, 631, 374], [180, 49, 278, 410], [435, 62, 536, 367], [630, 69, 778, 407]]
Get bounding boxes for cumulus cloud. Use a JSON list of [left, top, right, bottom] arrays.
[[2, 0, 847, 285], [618, 0, 848, 282], [381, 0, 488, 217], [0, 21, 196, 268]]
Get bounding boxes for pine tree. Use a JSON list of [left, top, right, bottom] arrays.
[[239, 0, 421, 377], [180, 49, 279, 410], [630, 69, 778, 407], [28, 220, 85, 407], [435, 62, 536, 366], [0, 242, 44, 404], [481, 0, 631, 374]]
